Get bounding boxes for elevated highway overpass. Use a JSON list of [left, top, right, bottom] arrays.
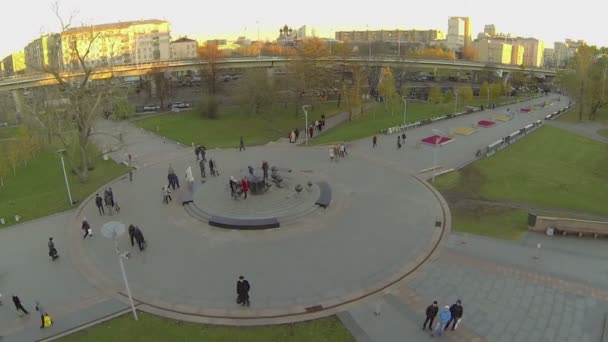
[[0, 56, 557, 92]]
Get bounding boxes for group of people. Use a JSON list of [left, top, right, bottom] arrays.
[[194, 145, 207, 161], [229, 176, 249, 200], [199, 158, 219, 178], [167, 165, 181, 190], [329, 143, 348, 162], [288, 128, 300, 143], [371, 132, 408, 149], [95, 188, 118, 216], [422, 299, 464, 337], [308, 115, 326, 139], [7, 294, 53, 329]]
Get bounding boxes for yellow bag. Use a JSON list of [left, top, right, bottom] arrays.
[[43, 314, 53, 328]]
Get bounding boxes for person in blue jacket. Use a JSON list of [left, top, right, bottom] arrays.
[[433, 305, 451, 337]]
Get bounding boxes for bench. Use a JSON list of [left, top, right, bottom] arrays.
[[208, 216, 280, 230], [316, 181, 332, 208]]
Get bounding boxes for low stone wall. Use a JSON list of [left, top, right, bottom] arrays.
[[528, 213, 608, 237]]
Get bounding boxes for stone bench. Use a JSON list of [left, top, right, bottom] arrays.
[[208, 216, 280, 230], [316, 181, 332, 208], [528, 213, 608, 238]]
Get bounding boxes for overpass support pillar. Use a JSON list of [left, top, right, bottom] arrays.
[[472, 71, 479, 83], [148, 79, 157, 98], [11, 89, 23, 123]]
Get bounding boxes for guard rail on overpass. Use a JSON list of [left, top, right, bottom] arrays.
[[0, 56, 557, 92]]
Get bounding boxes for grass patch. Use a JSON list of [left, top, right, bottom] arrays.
[[0, 145, 126, 227], [134, 102, 340, 148], [59, 312, 354, 342], [313, 96, 527, 144], [435, 125, 608, 238], [451, 206, 528, 240], [0, 125, 19, 139], [558, 105, 608, 123]]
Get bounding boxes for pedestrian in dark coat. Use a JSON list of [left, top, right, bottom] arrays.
[[294, 128, 299, 141], [104, 192, 113, 215], [82, 219, 92, 239], [200, 146, 207, 161], [372, 135, 377, 148], [128, 224, 136, 247], [134, 226, 146, 251], [262, 161, 269, 180], [199, 159, 206, 178], [397, 135, 402, 149], [423, 301, 439, 331], [108, 188, 115, 207], [95, 194, 104, 215], [194, 146, 200, 160], [239, 136, 245, 151], [48, 237, 59, 261], [309, 125, 314, 138], [172, 173, 180, 189], [12, 295, 29, 315], [445, 300, 464, 331], [236, 276, 251, 307]]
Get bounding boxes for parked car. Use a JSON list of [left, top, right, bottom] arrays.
[[143, 105, 161, 112], [170, 102, 191, 109]]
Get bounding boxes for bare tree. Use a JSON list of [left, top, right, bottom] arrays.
[[23, 3, 125, 182]]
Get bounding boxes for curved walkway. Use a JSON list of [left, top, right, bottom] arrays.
[[2, 94, 593, 342]]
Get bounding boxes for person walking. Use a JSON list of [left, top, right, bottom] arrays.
[[397, 135, 402, 149], [12, 295, 29, 315], [372, 135, 377, 148], [340, 143, 347, 157], [433, 305, 451, 337], [82, 218, 92, 239], [104, 191, 113, 215], [108, 188, 115, 208], [128, 224, 136, 247], [172, 173, 180, 189], [128, 162, 134, 182], [236, 276, 251, 307], [95, 194, 104, 215], [445, 300, 464, 331], [229, 177, 238, 199], [163, 186, 172, 204], [422, 301, 439, 331], [241, 178, 249, 199], [294, 128, 299, 142], [199, 159, 206, 178], [262, 161, 269, 180], [35, 301, 50, 329], [329, 147, 335, 162], [194, 146, 200, 161], [48, 237, 59, 261], [401, 132, 406, 148], [239, 136, 245, 151], [134, 226, 146, 251], [309, 124, 314, 139]]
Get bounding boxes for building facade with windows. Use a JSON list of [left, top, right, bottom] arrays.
[[2, 51, 26, 76], [24, 34, 62, 73], [61, 19, 171, 70], [170, 37, 198, 59], [511, 44, 525, 65], [512, 38, 544, 67], [474, 39, 512, 64], [446, 16, 471, 51], [335, 29, 444, 45]]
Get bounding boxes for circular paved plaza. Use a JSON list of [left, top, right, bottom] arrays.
[[69, 145, 449, 324]]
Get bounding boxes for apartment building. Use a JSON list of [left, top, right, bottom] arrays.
[[512, 37, 544, 67], [474, 39, 512, 64], [335, 29, 444, 45], [24, 34, 62, 73], [170, 37, 198, 59]]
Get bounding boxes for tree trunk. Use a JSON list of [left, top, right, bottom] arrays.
[[78, 132, 89, 182], [578, 81, 585, 122]]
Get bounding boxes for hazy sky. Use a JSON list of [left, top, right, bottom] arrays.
[[1, 0, 606, 57]]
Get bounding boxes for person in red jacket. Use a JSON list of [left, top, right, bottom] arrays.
[[241, 178, 249, 199]]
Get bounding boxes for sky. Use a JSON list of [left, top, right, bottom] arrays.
[[1, 0, 607, 57]]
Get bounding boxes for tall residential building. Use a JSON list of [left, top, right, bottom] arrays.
[[2, 51, 26, 76], [554, 39, 585, 68], [335, 29, 444, 45], [61, 19, 171, 70], [543, 48, 555, 68], [512, 38, 544, 67], [170, 37, 198, 59], [484, 24, 497, 36], [447, 17, 471, 51], [474, 39, 512, 64], [24, 34, 62, 73], [511, 45, 524, 65]]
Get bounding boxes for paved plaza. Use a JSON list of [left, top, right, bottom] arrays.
[[3, 95, 606, 342]]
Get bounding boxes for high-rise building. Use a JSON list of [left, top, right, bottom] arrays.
[[543, 48, 555, 68], [61, 19, 171, 70], [553, 39, 585, 68], [474, 39, 512, 64], [2, 51, 26, 76], [447, 17, 471, 51], [512, 38, 544, 67], [511, 45, 524, 65], [24, 34, 62, 73], [335, 29, 444, 45], [170, 37, 198, 59], [484, 24, 497, 37]]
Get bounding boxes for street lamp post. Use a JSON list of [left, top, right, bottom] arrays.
[[302, 105, 310, 146], [366, 25, 371, 58], [56, 149, 73, 206], [454, 91, 458, 115], [397, 29, 401, 58], [102, 222, 138, 321], [402, 96, 407, 126], [256, 21, 260, 60]]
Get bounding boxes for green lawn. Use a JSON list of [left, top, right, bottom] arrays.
[[452, 207, 528, 240], [558, 105, 608, 123], [0, 145, 126, 227], [134, 102, 341, 148], [435, 125, 608, 238], [60, 312, 354, 342], [0, 125, 19, 139], [312, 96, 528, 145]]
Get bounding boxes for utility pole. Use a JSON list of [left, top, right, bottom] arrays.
[[256, 20, 260, 60], [56, 149, 73, 206]]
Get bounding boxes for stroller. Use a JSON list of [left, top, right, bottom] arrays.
[[231, 182, 244, 200]]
